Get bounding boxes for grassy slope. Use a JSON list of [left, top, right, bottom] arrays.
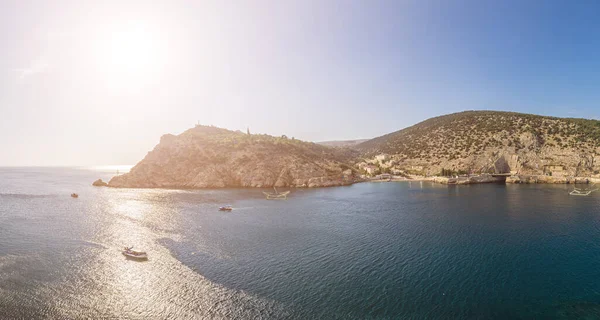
[[356, 111, 600, 159]]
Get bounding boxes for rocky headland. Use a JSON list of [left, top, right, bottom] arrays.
[[107, 125, 360, 189]]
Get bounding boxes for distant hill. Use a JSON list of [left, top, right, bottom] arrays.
[[108, 125, 360, 188], [356, 111, 600, 176], [317, 139, 369, 148]]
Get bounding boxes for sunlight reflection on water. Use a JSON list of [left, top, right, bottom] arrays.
[[0, 168, 286, 319]]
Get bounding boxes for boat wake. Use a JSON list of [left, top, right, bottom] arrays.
[[78, 240, 108, 250]]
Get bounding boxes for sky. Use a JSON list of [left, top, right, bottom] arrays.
[[2, 0, 600, 166]]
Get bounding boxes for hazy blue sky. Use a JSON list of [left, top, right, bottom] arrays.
[[2, 0, 600, 166]]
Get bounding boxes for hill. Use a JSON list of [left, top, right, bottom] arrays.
[[355, 111, 600, 177], [108, 125, 360, 188]]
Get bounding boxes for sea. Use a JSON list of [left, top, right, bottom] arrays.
[[2, 167, 600, 319]]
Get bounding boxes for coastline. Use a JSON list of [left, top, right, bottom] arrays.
[[366, 175, 435, 183], [96, 174, 599, 190], [506, 175, 597, 184], [430, 174, 598, 185], [99, 175, 438, 190], [101, 175, 364, 190]]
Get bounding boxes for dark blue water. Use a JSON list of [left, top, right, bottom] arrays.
[[2, 168, 600, 318]]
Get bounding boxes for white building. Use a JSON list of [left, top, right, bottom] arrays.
[[375, 154, 390, 162], [364, 165, 378, 175]]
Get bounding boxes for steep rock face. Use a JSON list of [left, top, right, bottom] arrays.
[[356, 111, 600, 176], [109, 126, 359, 189]]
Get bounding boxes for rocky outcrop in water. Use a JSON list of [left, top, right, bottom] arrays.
[[92, 179, 108, 187], [108, 126, 359, 189]]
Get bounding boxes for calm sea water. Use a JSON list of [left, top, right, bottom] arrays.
[[2, 167, 600, 319]]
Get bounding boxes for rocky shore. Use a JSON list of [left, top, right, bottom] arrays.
[[431, 174, 599, 185], [506, 175, 596, 184], [432, 174, 505, 185]]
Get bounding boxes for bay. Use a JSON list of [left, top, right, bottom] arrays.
[[1, 167, 600, 318]]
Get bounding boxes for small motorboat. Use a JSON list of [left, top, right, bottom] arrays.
[[219, 205, 233, 211], [122, 247, 148, 260], [71, 193, 79, 198]]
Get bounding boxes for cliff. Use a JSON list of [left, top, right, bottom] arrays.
[[355, 111, 600, 177], [108, 125, 359, 189]]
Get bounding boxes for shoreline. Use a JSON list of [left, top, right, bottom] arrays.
[[431, 174, 599, 185], [97, 176, 437, 190], [94, 174, 599, 191], [365, 175, 435, 183], [506, 175, 597, 184]]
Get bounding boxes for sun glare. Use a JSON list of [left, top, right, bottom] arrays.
[[95, 21, 166, 89], [109, 24, 154, 70]]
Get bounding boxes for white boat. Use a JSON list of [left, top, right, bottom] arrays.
[[122, 247, 148, 260], [263, 187, 290, 200], [569, 188, 597, 196]]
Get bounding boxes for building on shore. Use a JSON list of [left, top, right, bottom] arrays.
[[409, 165, 426, 174]]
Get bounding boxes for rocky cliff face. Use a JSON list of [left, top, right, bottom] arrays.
[[355, 111, 600, 177], [108, 126, 359, 189]]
